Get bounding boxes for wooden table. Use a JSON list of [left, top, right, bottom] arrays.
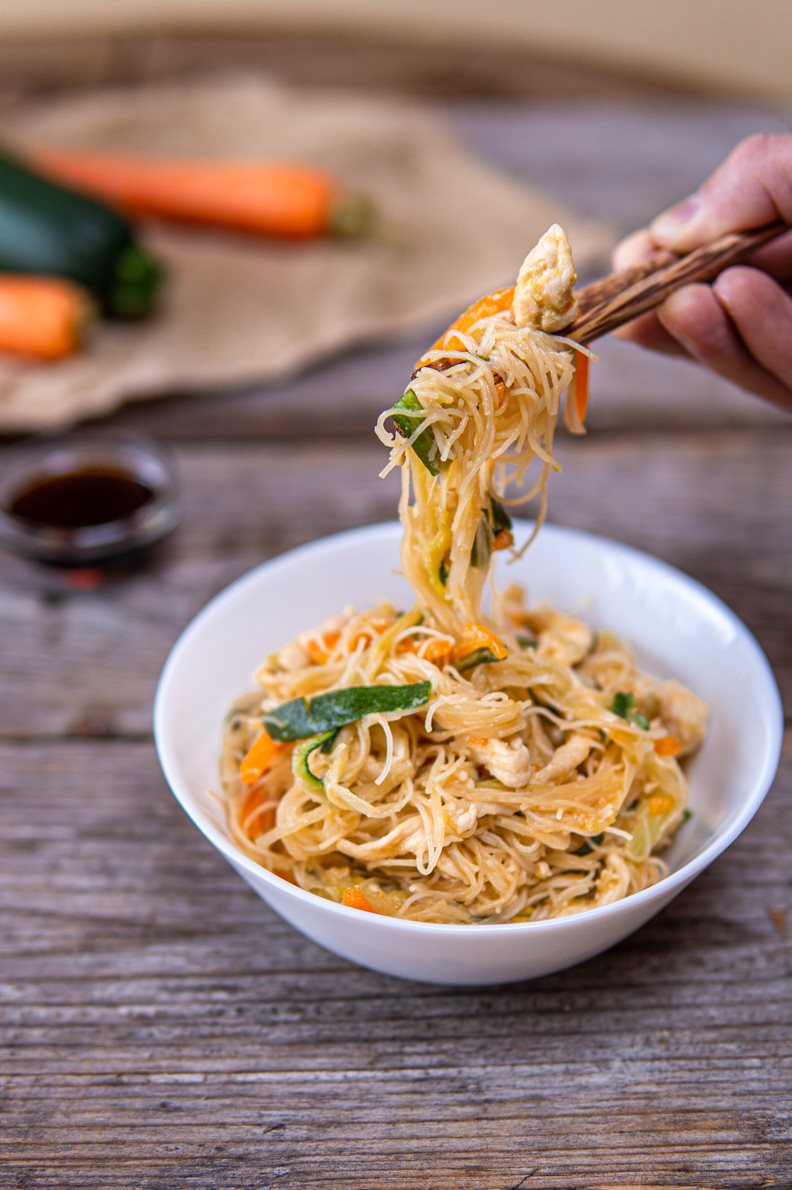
[[2, 97, 791, 1189]]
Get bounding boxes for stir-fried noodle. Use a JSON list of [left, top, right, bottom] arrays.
[[220, 227, 708, 923]]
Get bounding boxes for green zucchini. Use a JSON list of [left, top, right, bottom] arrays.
[[264, 681, 432, 742], [390, 389, 440, 475], [610, 691, 650, 730], [0, 151, 162, 318], [293, 730, 338, 793], [455, 647, 503, 673], [471, 496, 512, 569]]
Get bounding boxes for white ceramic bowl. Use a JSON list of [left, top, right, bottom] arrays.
[[154, 521, 782, 986]]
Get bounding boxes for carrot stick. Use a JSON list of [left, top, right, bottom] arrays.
[[452, 622, 508, 664], [397, 636, 453, 664], [240, 786, 276, 836], [341, 886, 379, 913], [32, 148, 371, 239], [306, 631, 341, 665], [0, 276, 93, 360], [239, 730, 286, 786], [654, 736, 683, 758], [573, 351, 590, 423]]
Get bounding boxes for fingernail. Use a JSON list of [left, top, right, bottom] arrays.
[[651, 195, 702, 240]]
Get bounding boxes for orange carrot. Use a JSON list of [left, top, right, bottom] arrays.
[[492, 529, 514, 551], [307, 625, 384, 664], [452, 622, 508, 664], [32, 147, 370, 239], [573, 351, 590, 423], [239, 730, 286, 785], [240, 786, 276, 836], [647, 793, 676, 816], [415, 286, 592, 429], [274, 869, 297, 886], [415, 286, 515, 369], [341, 886, 378, 913], [397, 636, 453, 664], [654, 736, 683, 758], [0, 276, 93, 360], [306, 631, 341, 665]]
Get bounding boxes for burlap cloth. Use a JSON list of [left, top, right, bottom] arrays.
[[0, 74, 612, 432]]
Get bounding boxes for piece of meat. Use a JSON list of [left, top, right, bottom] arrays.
[[513, 224, 578, 333], [523, 606, 593, 667], [654, 679, 709, 756], [532, 734, 592, 783], [469, 736, 532, 788]]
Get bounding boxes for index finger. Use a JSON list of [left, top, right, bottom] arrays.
[[649, 133, 792, 253]]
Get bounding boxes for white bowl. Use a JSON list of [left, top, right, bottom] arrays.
[[154, 521, 782, 986]]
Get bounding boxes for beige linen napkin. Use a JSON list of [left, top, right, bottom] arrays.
[[0, 74, 612, 432]]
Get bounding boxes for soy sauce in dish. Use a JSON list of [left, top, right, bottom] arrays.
[[0, 437, 179, 568], [8, 466, 154, 530]]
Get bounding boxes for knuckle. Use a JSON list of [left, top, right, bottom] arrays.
[[730, 133, 775, 169]]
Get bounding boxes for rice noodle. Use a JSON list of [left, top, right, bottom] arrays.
[[220, 228, 708, 924]]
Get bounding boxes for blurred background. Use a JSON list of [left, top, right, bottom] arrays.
[[2, 0, 792, 101], [1, 0, 791, 439]]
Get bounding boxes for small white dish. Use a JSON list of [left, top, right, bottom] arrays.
[[154, 521, 782, 986]]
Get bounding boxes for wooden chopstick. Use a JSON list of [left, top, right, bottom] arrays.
[[409, 220, 786, 383], [570, 221, 786, 343]]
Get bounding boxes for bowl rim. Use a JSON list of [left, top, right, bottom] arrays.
[[154, 519, 784, 937]]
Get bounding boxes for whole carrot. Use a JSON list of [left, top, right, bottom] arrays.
[[0, 276, 93, 360], [32, 148, 372, 239]]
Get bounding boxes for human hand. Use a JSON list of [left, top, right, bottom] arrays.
[[612, 134, 792, 410]]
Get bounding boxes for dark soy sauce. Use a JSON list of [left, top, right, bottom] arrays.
[[8, 466, 154, 530]]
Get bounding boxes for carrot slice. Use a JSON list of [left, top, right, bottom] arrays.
[[32, 148, 367, 239], [397, 636, 453, 664], [0, 275, 93, 360], [240, 786, 276, 836], [274, 869, 297, 885], [341, 886, 378, 913], [239, 730, 286, 785], [647, 793, 677, 816], [415, 286, 515, 369], [654, 736, 683, 758], [452, 622, 508, 664], [306, 631, 341, 665], [574, 351, 590, 423]]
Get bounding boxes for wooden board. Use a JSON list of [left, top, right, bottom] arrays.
[[1, 92, 791, 1190]]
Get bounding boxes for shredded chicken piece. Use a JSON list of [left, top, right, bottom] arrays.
[[446, 802, 478, 835], [469, 737, 532, 788], [523, 606, 593, 667], [513, 224, 578, 332], [274, 639, 308, 672], [532, 734, 592, 783], [560, 854, 631, 915], [654, 679, 709, 757]]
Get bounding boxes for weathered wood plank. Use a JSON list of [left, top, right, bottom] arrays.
[[1, 427, 790, 741], [0, 736, 790, 1189]]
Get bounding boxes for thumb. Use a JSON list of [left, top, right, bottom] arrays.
[[650, 133, 792, 252]]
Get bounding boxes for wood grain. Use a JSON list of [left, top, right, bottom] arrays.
[[2, 428, 790, 741], [1, 733, 790, 1188], [1, 91, 791, 1190]]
